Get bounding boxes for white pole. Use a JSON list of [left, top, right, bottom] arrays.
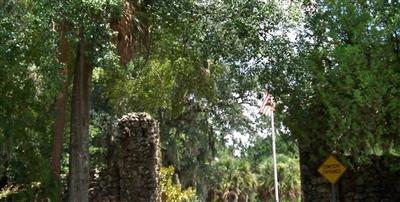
[[271, 111, 279, 202]]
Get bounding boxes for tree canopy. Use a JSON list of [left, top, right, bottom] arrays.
[[1, 0, 399, 201]]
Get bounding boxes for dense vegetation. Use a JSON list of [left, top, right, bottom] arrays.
[[1, 0, 399, 201]]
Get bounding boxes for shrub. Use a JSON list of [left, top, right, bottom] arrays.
[[160, 166, 197, 202]]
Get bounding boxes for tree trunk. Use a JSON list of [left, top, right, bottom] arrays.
[[68, 28, 92, 202], [51, 69, 68, 199], [51, 21, 69, 202]]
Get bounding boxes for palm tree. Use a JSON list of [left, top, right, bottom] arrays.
[[256, 154, 301, 201], [209, 155, 258, 202]]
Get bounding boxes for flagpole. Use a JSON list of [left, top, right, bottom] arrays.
[[259, 87, 279, 202], [271, 110, 279, 202]]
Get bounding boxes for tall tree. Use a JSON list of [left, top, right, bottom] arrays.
[[281, 0, 400, 161], [66, 0, 150, 200], [68, 28, 92, 201], [0, 0, 62, 199], [104, 0, 295, 199], [51, 21, 70, 201], [256, 1, 400, 199]]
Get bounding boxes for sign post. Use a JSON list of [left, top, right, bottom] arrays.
[[318, 155, 347, 202], [331, 183, 336, 202]]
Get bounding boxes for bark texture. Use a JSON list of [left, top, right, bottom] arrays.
[[51, 21, 70, 202], [51, 73, 68, 200], [68, 29, 92, 202]]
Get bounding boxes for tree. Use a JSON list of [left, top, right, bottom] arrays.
[[0, 0, 305, 201], [244, 134, 301, 201], [265, 0, 400, 161], [102, 0, 300, 199], [0, 0, 62, 199], [64, 0, 152, 200], [50, 17, 71, 202], [256, 0, 400, 199]]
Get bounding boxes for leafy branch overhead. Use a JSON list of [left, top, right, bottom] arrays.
[[1, 0, 400, 201]]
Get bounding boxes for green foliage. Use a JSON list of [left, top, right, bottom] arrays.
[[258, 0, 400, 164], [59, 0, 121, 67], [0, 181, 55, 201], [7, 0, 400, 200], [202, 145, 301, 201], [245, 135, 301, 201], [0, 0, 61, 199], [1, 0, 301, 201], [307, 1, 400, 158], [160, 166, 197, 202], [0, 0, 123, 199], [211, 154, 258, 200], [257, 154, 301, 201], [108, 58, 216, 116], [102, 1, 300, 200]]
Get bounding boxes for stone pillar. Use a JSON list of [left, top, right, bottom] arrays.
[[89, 112, 161, 202], [117, 113, 161, 202]]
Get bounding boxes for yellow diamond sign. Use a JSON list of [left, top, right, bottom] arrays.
[[318, 155, 347, 184]]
